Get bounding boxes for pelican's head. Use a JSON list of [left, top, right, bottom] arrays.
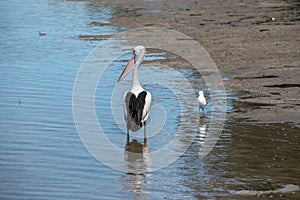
[[198, 91, 204, 97], [118, 46, 146, 82], [133, 46, 146, 65]]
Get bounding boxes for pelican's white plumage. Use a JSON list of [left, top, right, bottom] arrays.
[[118, 46, 152, 135]]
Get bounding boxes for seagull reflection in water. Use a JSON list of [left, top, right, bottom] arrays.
[[198, 116, 207, 145]]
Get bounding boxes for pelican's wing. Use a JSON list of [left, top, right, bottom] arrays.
[[124, 91, 130, 121], [142, 91, 151, 122], [124, 91, 145, 132]]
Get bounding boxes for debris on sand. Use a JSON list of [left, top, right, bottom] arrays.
[[235, 184, 299, 196], [78, 34, 112, 40], [88, 21, 110, 26]]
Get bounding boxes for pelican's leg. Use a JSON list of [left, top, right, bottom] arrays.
[[127, 131, 130, 143], [143, 121, 147, 143], [202, 108, 205, 118]]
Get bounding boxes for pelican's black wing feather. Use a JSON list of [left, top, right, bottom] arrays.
[[125, 91, 147, 132]]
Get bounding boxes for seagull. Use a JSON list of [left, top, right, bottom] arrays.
[[118, 46, 152, 137], [197, 91, 206, 116]]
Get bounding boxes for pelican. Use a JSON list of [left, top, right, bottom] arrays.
[[197, 91, 206, 116], [118, 46, 152, 137]]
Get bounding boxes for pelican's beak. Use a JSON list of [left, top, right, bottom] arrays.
[[118, 53, 136, 82]]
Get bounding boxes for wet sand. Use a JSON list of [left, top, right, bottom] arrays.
[[98, 0, 300, 126]]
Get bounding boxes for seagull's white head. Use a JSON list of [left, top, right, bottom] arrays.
[[199, 91, 204, 97], [118, 45, 146, 82]]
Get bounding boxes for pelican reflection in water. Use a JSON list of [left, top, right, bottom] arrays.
[[124, 134, 151, 171], [123, 134, 151, 197]]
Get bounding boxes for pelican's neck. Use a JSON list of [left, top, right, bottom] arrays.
[[132, 66, 141, 90]]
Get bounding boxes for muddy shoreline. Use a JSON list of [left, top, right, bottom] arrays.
[[115, 0, 300, 126], [81, 0, 299, 126]]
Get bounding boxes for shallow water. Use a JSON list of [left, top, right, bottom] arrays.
[[0, 1, 299, 199]]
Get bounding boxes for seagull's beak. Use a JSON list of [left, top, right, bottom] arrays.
[[118, 53, 136, 82]]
